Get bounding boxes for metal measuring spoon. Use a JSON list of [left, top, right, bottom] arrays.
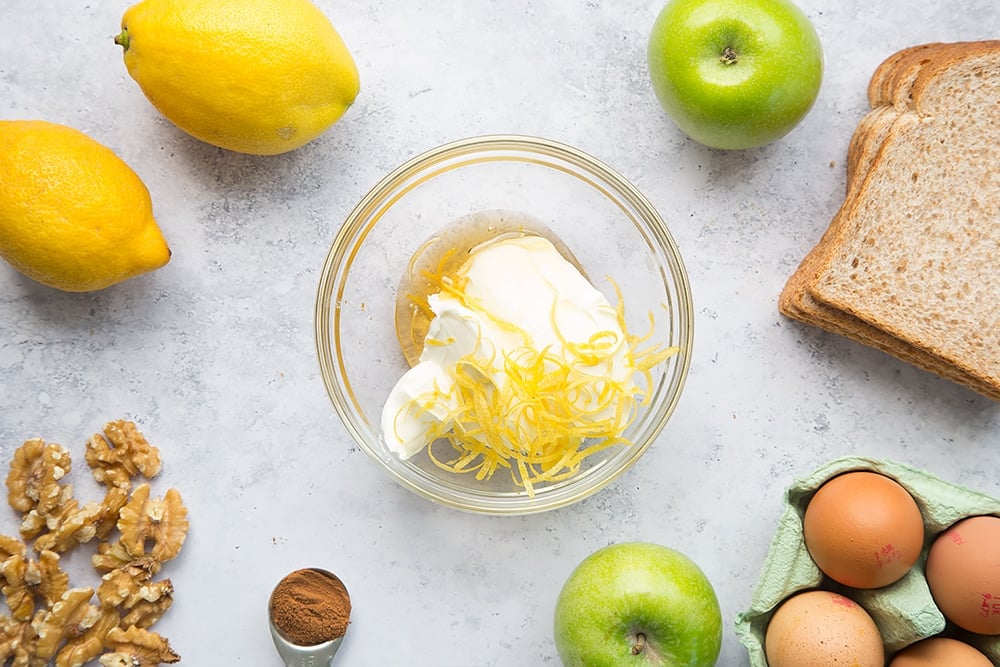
[[267, 616, 344, 667], [268, 568, 350, 667]]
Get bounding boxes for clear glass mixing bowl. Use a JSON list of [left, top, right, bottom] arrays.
[[315, 135, 693, 515]]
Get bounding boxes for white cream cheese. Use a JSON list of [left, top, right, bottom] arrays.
[[381, 234, 639, 461]]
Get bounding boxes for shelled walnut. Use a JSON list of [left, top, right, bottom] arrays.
[[118, 486, 188, 564], [0, 548, 69, 622], [86, 421, 161, 489], [0, 612, 44, 667], [0, 421, 188, 665], [100, 626, 179, 666], [98, 566, 174, 629], [92, 542, 160, 577], [33, 587, 102, 660], [6, 439, 72, 516], [33, 499, 103, 554]]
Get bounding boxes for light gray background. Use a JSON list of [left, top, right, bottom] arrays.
[[1, 1, 998, 664]]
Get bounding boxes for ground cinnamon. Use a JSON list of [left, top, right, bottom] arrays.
[[270, 568, 352, 646]]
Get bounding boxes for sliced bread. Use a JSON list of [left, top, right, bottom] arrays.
[[780, 41, 1000, 400]]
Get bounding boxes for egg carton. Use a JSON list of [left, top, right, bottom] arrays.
[[734, 456, 1000, 665]]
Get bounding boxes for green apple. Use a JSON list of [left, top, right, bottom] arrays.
[[553, 542, 722, 667], [647, 0, 823, 149]]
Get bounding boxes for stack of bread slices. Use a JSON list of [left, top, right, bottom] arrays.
[[780, 41, 1000, 401]]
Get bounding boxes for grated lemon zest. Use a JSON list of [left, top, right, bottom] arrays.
[[404, 262, 679, 496]]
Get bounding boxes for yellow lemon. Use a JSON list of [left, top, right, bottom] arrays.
[[0, 120, 171, 292], [115, 0, 361, 155]]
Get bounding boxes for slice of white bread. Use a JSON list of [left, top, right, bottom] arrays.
[[780, 41, 1000, 400]]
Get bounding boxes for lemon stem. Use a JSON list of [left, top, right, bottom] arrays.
[[114, 29, 130, 51]]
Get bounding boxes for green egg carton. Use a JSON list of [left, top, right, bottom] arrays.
[[734, 456, 1000, 665]]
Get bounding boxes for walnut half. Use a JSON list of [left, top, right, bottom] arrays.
[[6, 440, 71, 516], [100, 625, 179, 666], [0, 548, 69, 622], [32, 500, 103, 554], [117, 486, 188, 564], [32, 588, 98, 659], [86, 421, 162, 489], [0, 612, 45, 667], [98, 568, 174, 629]]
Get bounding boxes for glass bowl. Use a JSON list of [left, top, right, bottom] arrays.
[[315, 135, 693, 515]]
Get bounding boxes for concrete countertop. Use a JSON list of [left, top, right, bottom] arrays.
[[1, 0, 998, 664]]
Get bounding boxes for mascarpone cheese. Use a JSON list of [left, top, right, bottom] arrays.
[[382, 234, 639, 463]]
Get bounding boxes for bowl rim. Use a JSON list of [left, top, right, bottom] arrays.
[[315, 134, 694, 515]]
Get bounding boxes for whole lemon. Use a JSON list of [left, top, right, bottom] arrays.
[[115, 0, 360, 155], [0, 120, 171, 292]]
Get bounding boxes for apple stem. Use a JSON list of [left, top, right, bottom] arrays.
[[720, 46, 738, 65], [631, 633, 647, 655]]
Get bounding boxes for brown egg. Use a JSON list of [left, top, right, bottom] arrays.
[[764, 590, 885, 667], [803, 471, 925, 588], [925, 514, 1000, 635], [888, 636, 993, 666]]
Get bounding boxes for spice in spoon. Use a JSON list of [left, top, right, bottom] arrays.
[[270, 568, 352, 646]]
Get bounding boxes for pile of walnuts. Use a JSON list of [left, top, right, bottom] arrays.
[[0, 420, 188, 666]]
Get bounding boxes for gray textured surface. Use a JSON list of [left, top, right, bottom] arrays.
[[1, 1, 999, 665]]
